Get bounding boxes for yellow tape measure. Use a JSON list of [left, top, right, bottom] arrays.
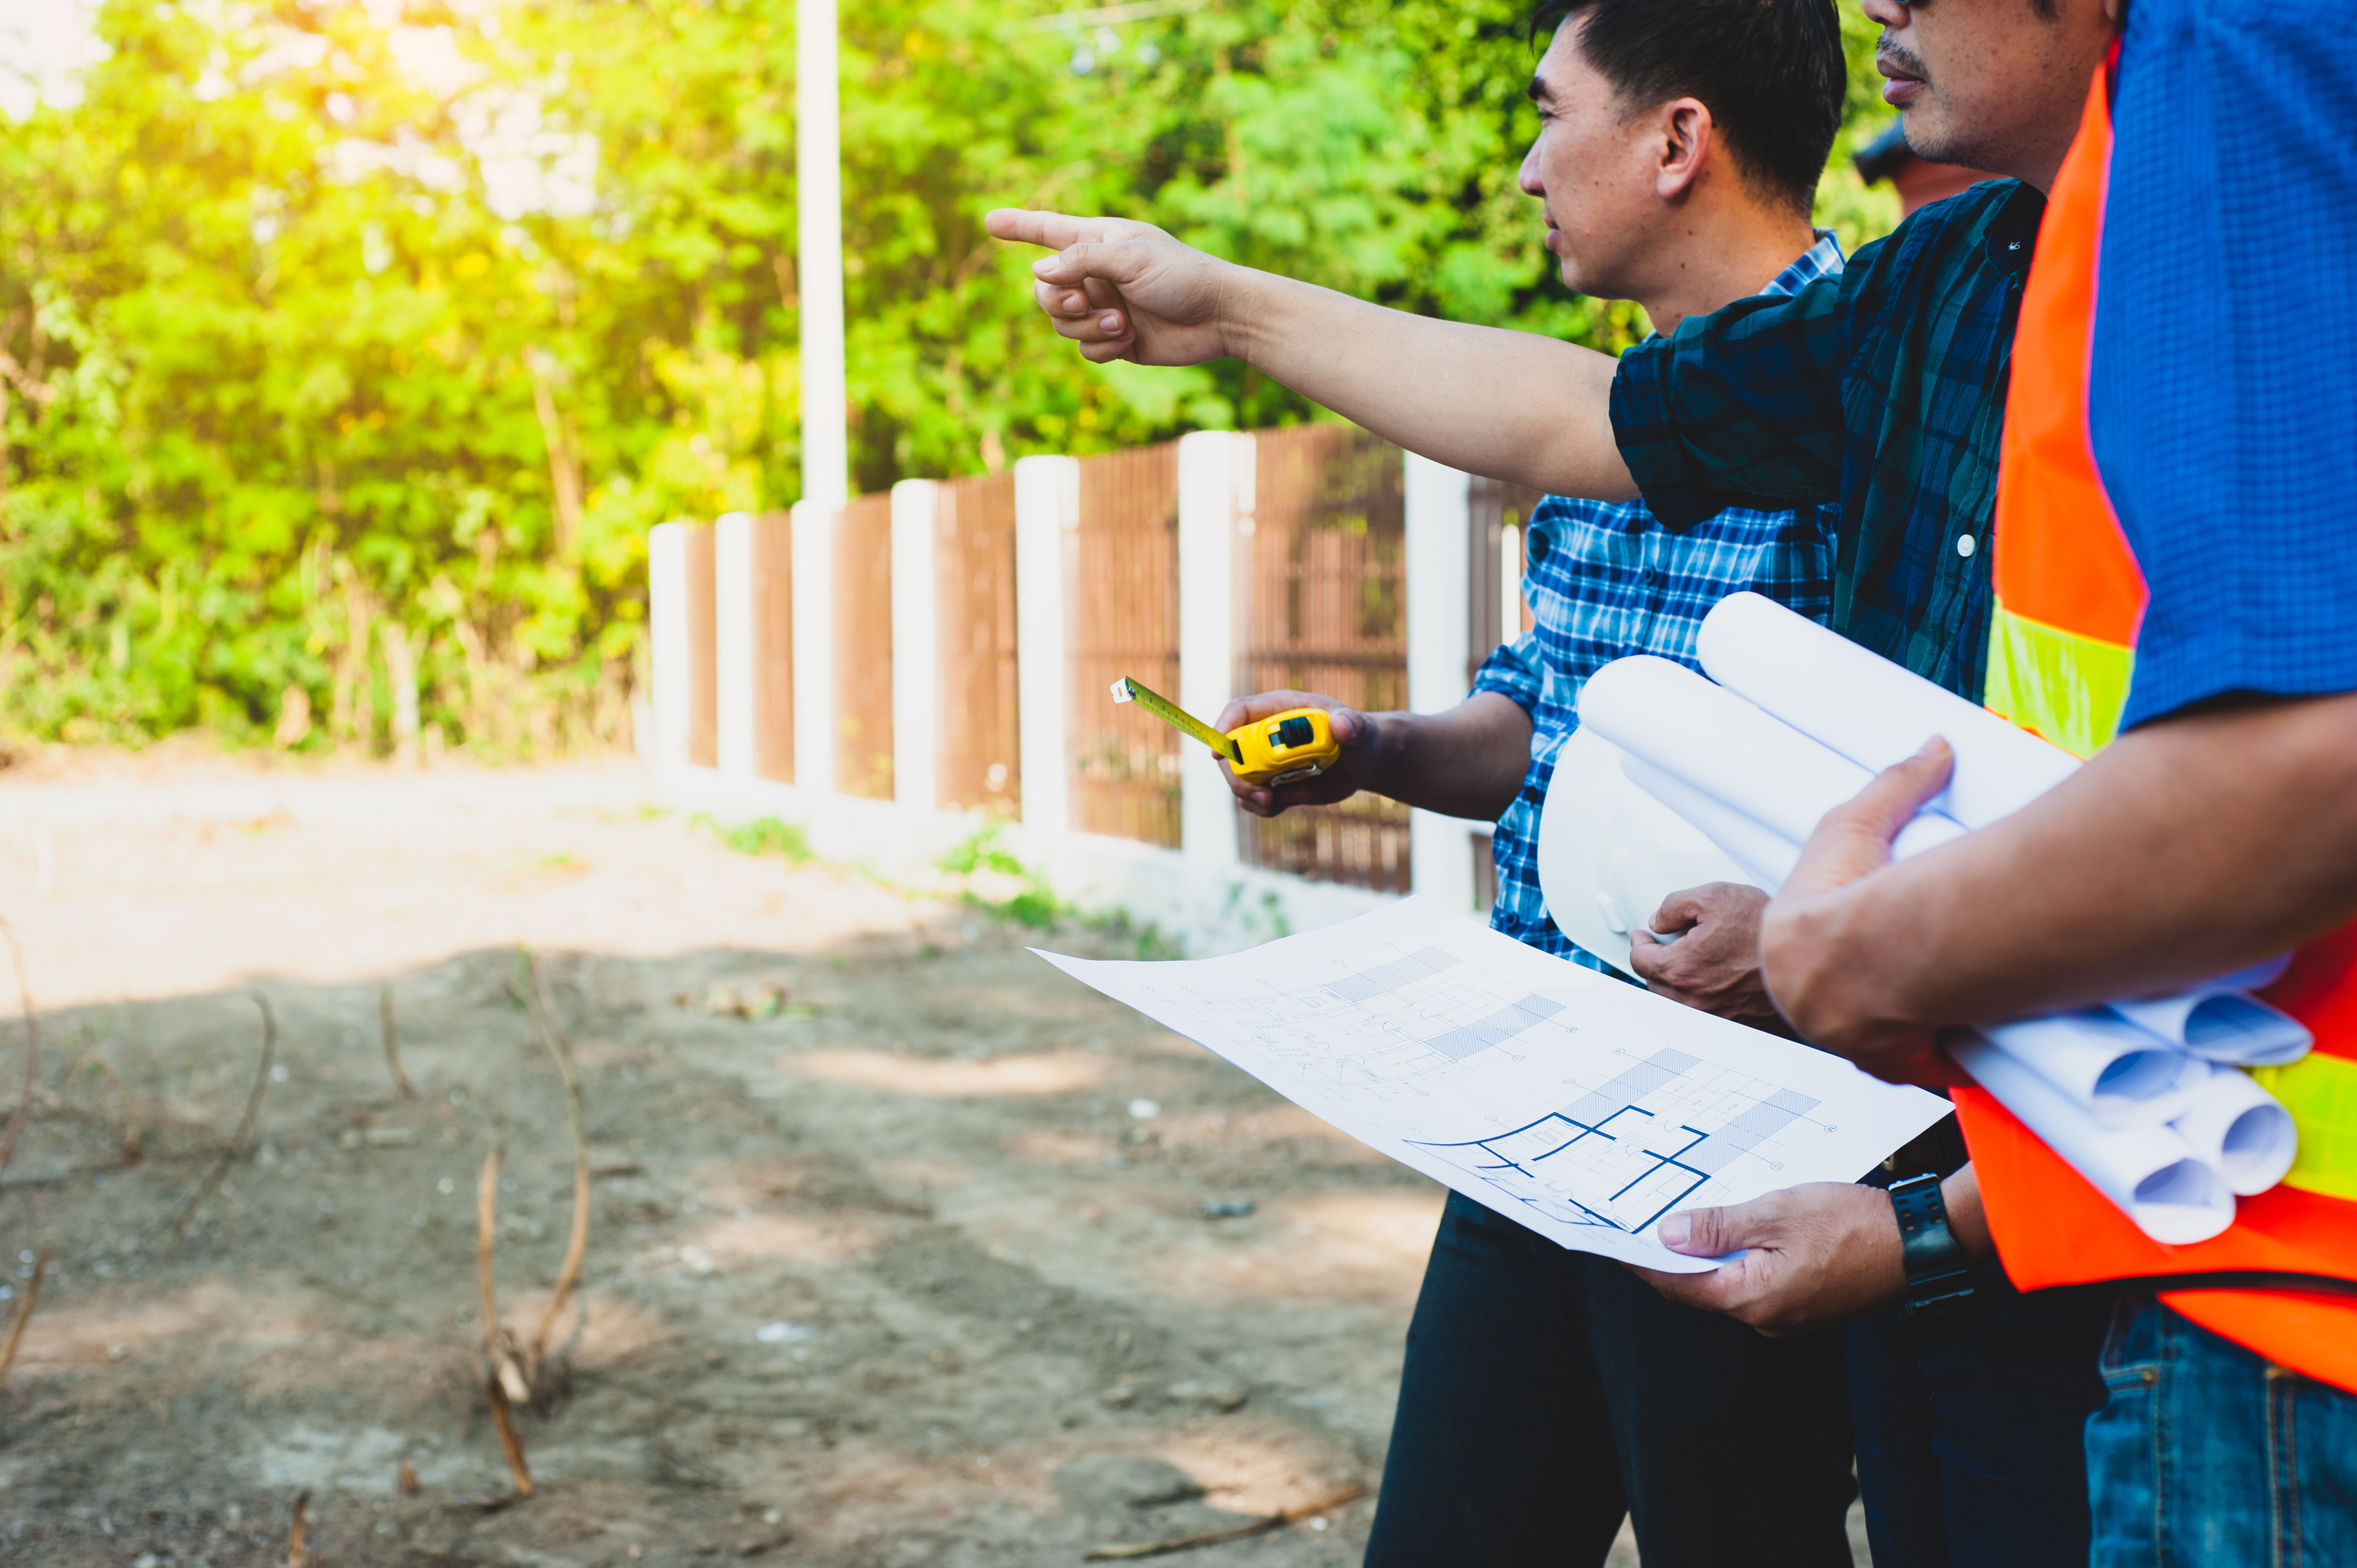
[[1110, 677, 1342, 786]]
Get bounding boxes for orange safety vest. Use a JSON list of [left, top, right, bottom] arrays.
[[1960, 58, 2357, 1391]]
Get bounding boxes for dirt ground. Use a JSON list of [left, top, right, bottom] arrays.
[[0, 745, 1864, 1567]]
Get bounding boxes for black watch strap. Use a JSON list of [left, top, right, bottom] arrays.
[[1891, 1172, 1977, 1324]]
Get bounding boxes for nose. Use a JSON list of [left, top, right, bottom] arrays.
[[1517, 133, 1545, 198], [1859, 0, 1909, 28]]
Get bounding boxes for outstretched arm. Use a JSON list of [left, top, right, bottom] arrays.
[[985, 209, 1637, 502]]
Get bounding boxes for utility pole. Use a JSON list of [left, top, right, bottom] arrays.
[[796, 0, 849, 513]]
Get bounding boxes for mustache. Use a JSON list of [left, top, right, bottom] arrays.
[[1878, 36, 1931, 80]]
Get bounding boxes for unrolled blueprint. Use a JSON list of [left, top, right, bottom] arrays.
[[1035, 898, 1950, 1272]]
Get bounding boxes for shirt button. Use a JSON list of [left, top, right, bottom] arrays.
[[1527, 532, 1550, 563], [1640, 567, 1659, 585], [1955, 534, 1977, 558]]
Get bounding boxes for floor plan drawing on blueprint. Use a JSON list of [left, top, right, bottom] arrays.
[[1036, 898, 1949, 1271]]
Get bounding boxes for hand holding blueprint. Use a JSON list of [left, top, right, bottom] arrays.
[[1573, 592, 2305, 1244], [1035, 899, 1951, 1272]]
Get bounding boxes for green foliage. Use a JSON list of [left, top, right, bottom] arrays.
[[716, 814, 817, 863], [1815, 6, 1907, 255], [938, 819, 1060, 929], [1075, 905, 1186, 962], [0, 0, 1898, 750]]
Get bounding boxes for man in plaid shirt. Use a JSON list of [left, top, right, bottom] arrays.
[[1027, 4, 1871, 1563], [1474, 423, 1835, 989]]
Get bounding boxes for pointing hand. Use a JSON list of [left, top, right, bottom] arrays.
[[985, 209, 1238, 368]]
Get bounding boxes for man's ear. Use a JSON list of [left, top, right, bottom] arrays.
[[1654, 96, 1715, 202]]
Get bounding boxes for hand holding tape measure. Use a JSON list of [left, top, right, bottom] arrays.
[[1109, 677, 1345, 786]]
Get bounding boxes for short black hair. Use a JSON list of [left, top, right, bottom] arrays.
[[1529, 0, 1845, 217]]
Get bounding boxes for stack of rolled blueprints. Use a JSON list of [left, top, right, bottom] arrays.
[[1575, 592, 2304, 1245]]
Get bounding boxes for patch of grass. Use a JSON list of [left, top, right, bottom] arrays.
[[697, 814, 815, 863], [1077, 906, 1183, 960], [939, 821, 1063, 931]]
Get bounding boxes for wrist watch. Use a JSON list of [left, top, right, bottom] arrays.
[[1890, 1172, 1978, 1324]]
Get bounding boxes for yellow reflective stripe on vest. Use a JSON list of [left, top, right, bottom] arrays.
[[1984, 602, 2134, 760], [2251, 1054, 2357, 1203]]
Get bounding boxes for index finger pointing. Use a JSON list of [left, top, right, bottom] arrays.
[[985, 208, 1106, 250]]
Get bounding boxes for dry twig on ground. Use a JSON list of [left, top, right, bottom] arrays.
[[485, 1360, 536, 1498], [285, 1488, 312, 1567], [0, 1247, 49, 1399], [382, 982, 417, 1100], [0, 914, 42, 1183], [167, 992, 277, 1246], [476, 1148, 534, 1497], [520, 950, 590, 1379], [1082, 1484, 1370, 1561]]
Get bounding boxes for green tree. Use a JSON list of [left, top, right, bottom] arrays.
[[0, 0, 1898, 752]]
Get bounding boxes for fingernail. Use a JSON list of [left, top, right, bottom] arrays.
[[1032, 258, 1051, 275], [1658, 1213, 1689, 1249], [1099, 314, 1121, 332], [1915, 735, 1946, 757]]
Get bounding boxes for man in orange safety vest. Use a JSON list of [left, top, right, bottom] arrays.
[[1707, 3, 2357, 1559]]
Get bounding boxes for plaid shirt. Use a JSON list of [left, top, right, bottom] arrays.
[[1474, 233, 1844, 971], [1610, 180, 2043, 698]]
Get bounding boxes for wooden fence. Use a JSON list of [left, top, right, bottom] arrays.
[[832, 493, 896, 801], [1234, 424, 1411, 895], [1069, 442, 1184, 849], [1464, 475, 1541, 910], [683, 523, 719, 769], [1468, 474, 1542, 680], [933, 472, 1021, 816], [655, 429, 1555, 913], [749, 509, 795, 782]]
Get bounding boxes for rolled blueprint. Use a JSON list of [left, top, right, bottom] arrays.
[[1568, 612, 2301, 1204], [2108, 986, 2312, 1068], [1694, 591, 2080, 827], [2169, 1064, 2298, 1196], [1979, 1013, 2209, 1129], [1619, 756, 1800, 892], [1950, 1035, 2234, 1245], [1534, 727, 1759, 974], [1577, 656, 1968, 860]]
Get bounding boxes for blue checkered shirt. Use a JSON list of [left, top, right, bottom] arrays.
[[1472, 234, 1844, 972]]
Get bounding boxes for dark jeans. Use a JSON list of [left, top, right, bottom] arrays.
[[1364, 1191, 1856, 1568], [1845, 1263, 2113, 1567], [2086, 1294, 2357, 1566]]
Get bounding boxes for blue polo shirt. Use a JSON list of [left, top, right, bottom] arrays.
[[2091, 0, 2357, 725]]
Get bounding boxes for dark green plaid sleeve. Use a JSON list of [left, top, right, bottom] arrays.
[[1607, 269, 1859, 530]]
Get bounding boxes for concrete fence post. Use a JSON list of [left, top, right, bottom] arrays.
[[1177, 430, 1249, 871], [790, 499, 836, 799], [713, 510, 755, 778], [1014, 455, 1079, 834], [1404, 454, 1479, 911], [649, 520, 693, 773], [891, 478, 941, 813]]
